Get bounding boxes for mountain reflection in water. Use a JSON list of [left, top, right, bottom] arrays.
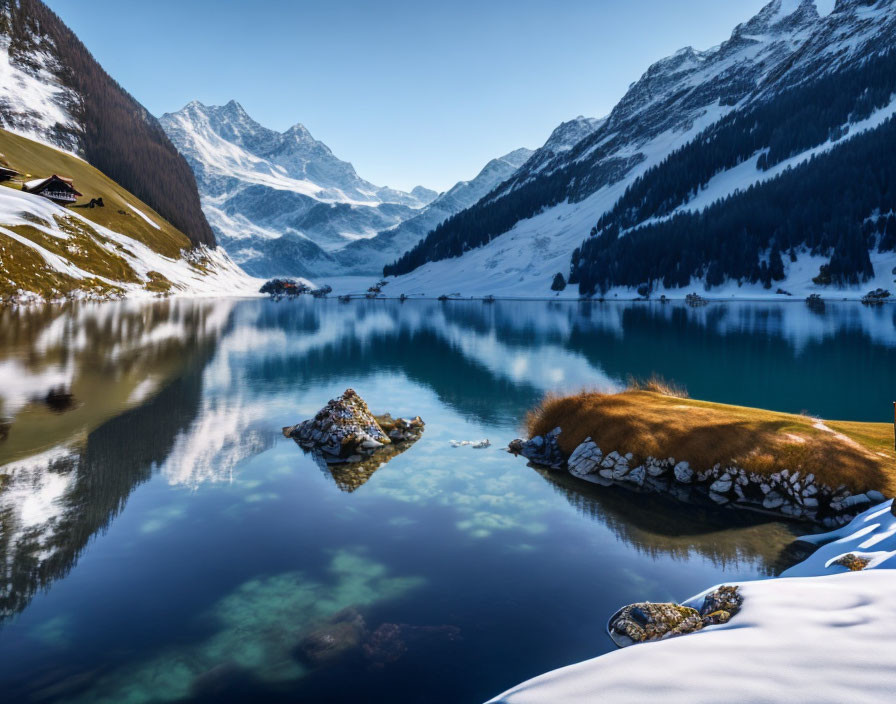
[[1, 297, 895, 703]]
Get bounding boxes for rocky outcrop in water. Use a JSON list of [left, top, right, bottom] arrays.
[[296, 607, 461, 670], [283, 390, 424, 479], [512, 429, 888, 527], [508, 428, 565, 470]]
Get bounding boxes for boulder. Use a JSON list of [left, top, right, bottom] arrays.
[[283, 389, 424, 464], [673, 461, 693, 484], [866, 490, 886, 504], [609, 602, 704, 647], [699, 585, 743, 625], [834, 493, 871, 511], [512, 427, 565, 470], [568, 439, 603, 476], [709, 475, 733, 494], [831, 553, 871, 572], [625, 466, 646, 486], [763, 492, 786, 510]]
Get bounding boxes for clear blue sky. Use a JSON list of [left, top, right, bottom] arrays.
[[46, 0, 773, 192]]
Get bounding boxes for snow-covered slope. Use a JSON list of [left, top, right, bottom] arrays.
[[160, 101, 440, 277], [490, 499, 896, 704], [0, 128, 258, 304], [328, 147, 534, 275], [386, 0, 896, 299], [0, 31, 80, 153]]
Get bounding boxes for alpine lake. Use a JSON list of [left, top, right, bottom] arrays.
[[1, 296, 895, 704]]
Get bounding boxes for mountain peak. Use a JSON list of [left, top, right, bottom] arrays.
[[284, 122, 314, 141], [733, 0, 820, 37]]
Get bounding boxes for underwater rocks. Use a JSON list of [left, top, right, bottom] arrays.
[[297, 608, 367, 666], [363, 623, 462, 669], [283, 389, 424, 465], [296, 608, 461, 670], [512, 428, 887, 527], [609, 585, 743, 648]]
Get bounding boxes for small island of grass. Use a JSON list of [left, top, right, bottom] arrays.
[[514, 383, 895, 526]]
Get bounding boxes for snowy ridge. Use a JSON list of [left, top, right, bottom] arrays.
[[159, 101, 441, 276], [326, 147, 535, 276], [161, 101, 537, 278]]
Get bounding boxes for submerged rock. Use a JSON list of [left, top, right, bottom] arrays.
[[297, 608, 367, 666], [363, 623, 462, 669], [283, 389, 424, 466]]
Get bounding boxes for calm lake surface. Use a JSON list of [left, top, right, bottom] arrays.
[[2, 297, 896, 703]]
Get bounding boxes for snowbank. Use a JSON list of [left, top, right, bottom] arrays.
[[489, 500, 896, 704]]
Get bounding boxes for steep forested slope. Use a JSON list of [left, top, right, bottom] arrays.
[[0, 0, 215, 248], [385, 0, 896, 298]]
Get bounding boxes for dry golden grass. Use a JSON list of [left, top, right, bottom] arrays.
[[526, 390, 896, 495], [0, 128, 185, 299], [0, 128, 189, 259], [626, 374, 689, 398]]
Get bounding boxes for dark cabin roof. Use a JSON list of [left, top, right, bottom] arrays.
[[23, 174, 83, 197]]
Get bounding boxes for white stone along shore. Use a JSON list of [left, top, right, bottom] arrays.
[[509, 428, 887, 528]]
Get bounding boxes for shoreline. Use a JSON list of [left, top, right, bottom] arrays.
[[488, 499, 896, 704], [512, 390, 896, 528]]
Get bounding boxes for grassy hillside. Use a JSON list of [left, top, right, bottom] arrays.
[[527, 390, 896, 495], [0, 128, 214, 300]]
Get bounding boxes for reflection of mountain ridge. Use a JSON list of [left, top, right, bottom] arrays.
[[0, 314, 223, 623], [3, 296, 894, 624]]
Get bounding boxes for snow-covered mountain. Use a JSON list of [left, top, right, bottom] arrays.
[[385, 0, 896, 299], [326, 147, 534, 275], [160, 101, 445, 277]]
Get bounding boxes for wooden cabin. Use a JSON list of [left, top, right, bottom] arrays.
[[0, 154, 17, 182], [22, 174, 82, 205]]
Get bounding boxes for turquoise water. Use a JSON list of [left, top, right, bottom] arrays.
[[1, 298, 894, 703]]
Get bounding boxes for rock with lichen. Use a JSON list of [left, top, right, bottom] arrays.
[[699, 585, 743, 625], [610, 585, 743, 647], [831, 553, 871, 571], [283, 389, 424, 465], [609, 602, 705, 647]]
